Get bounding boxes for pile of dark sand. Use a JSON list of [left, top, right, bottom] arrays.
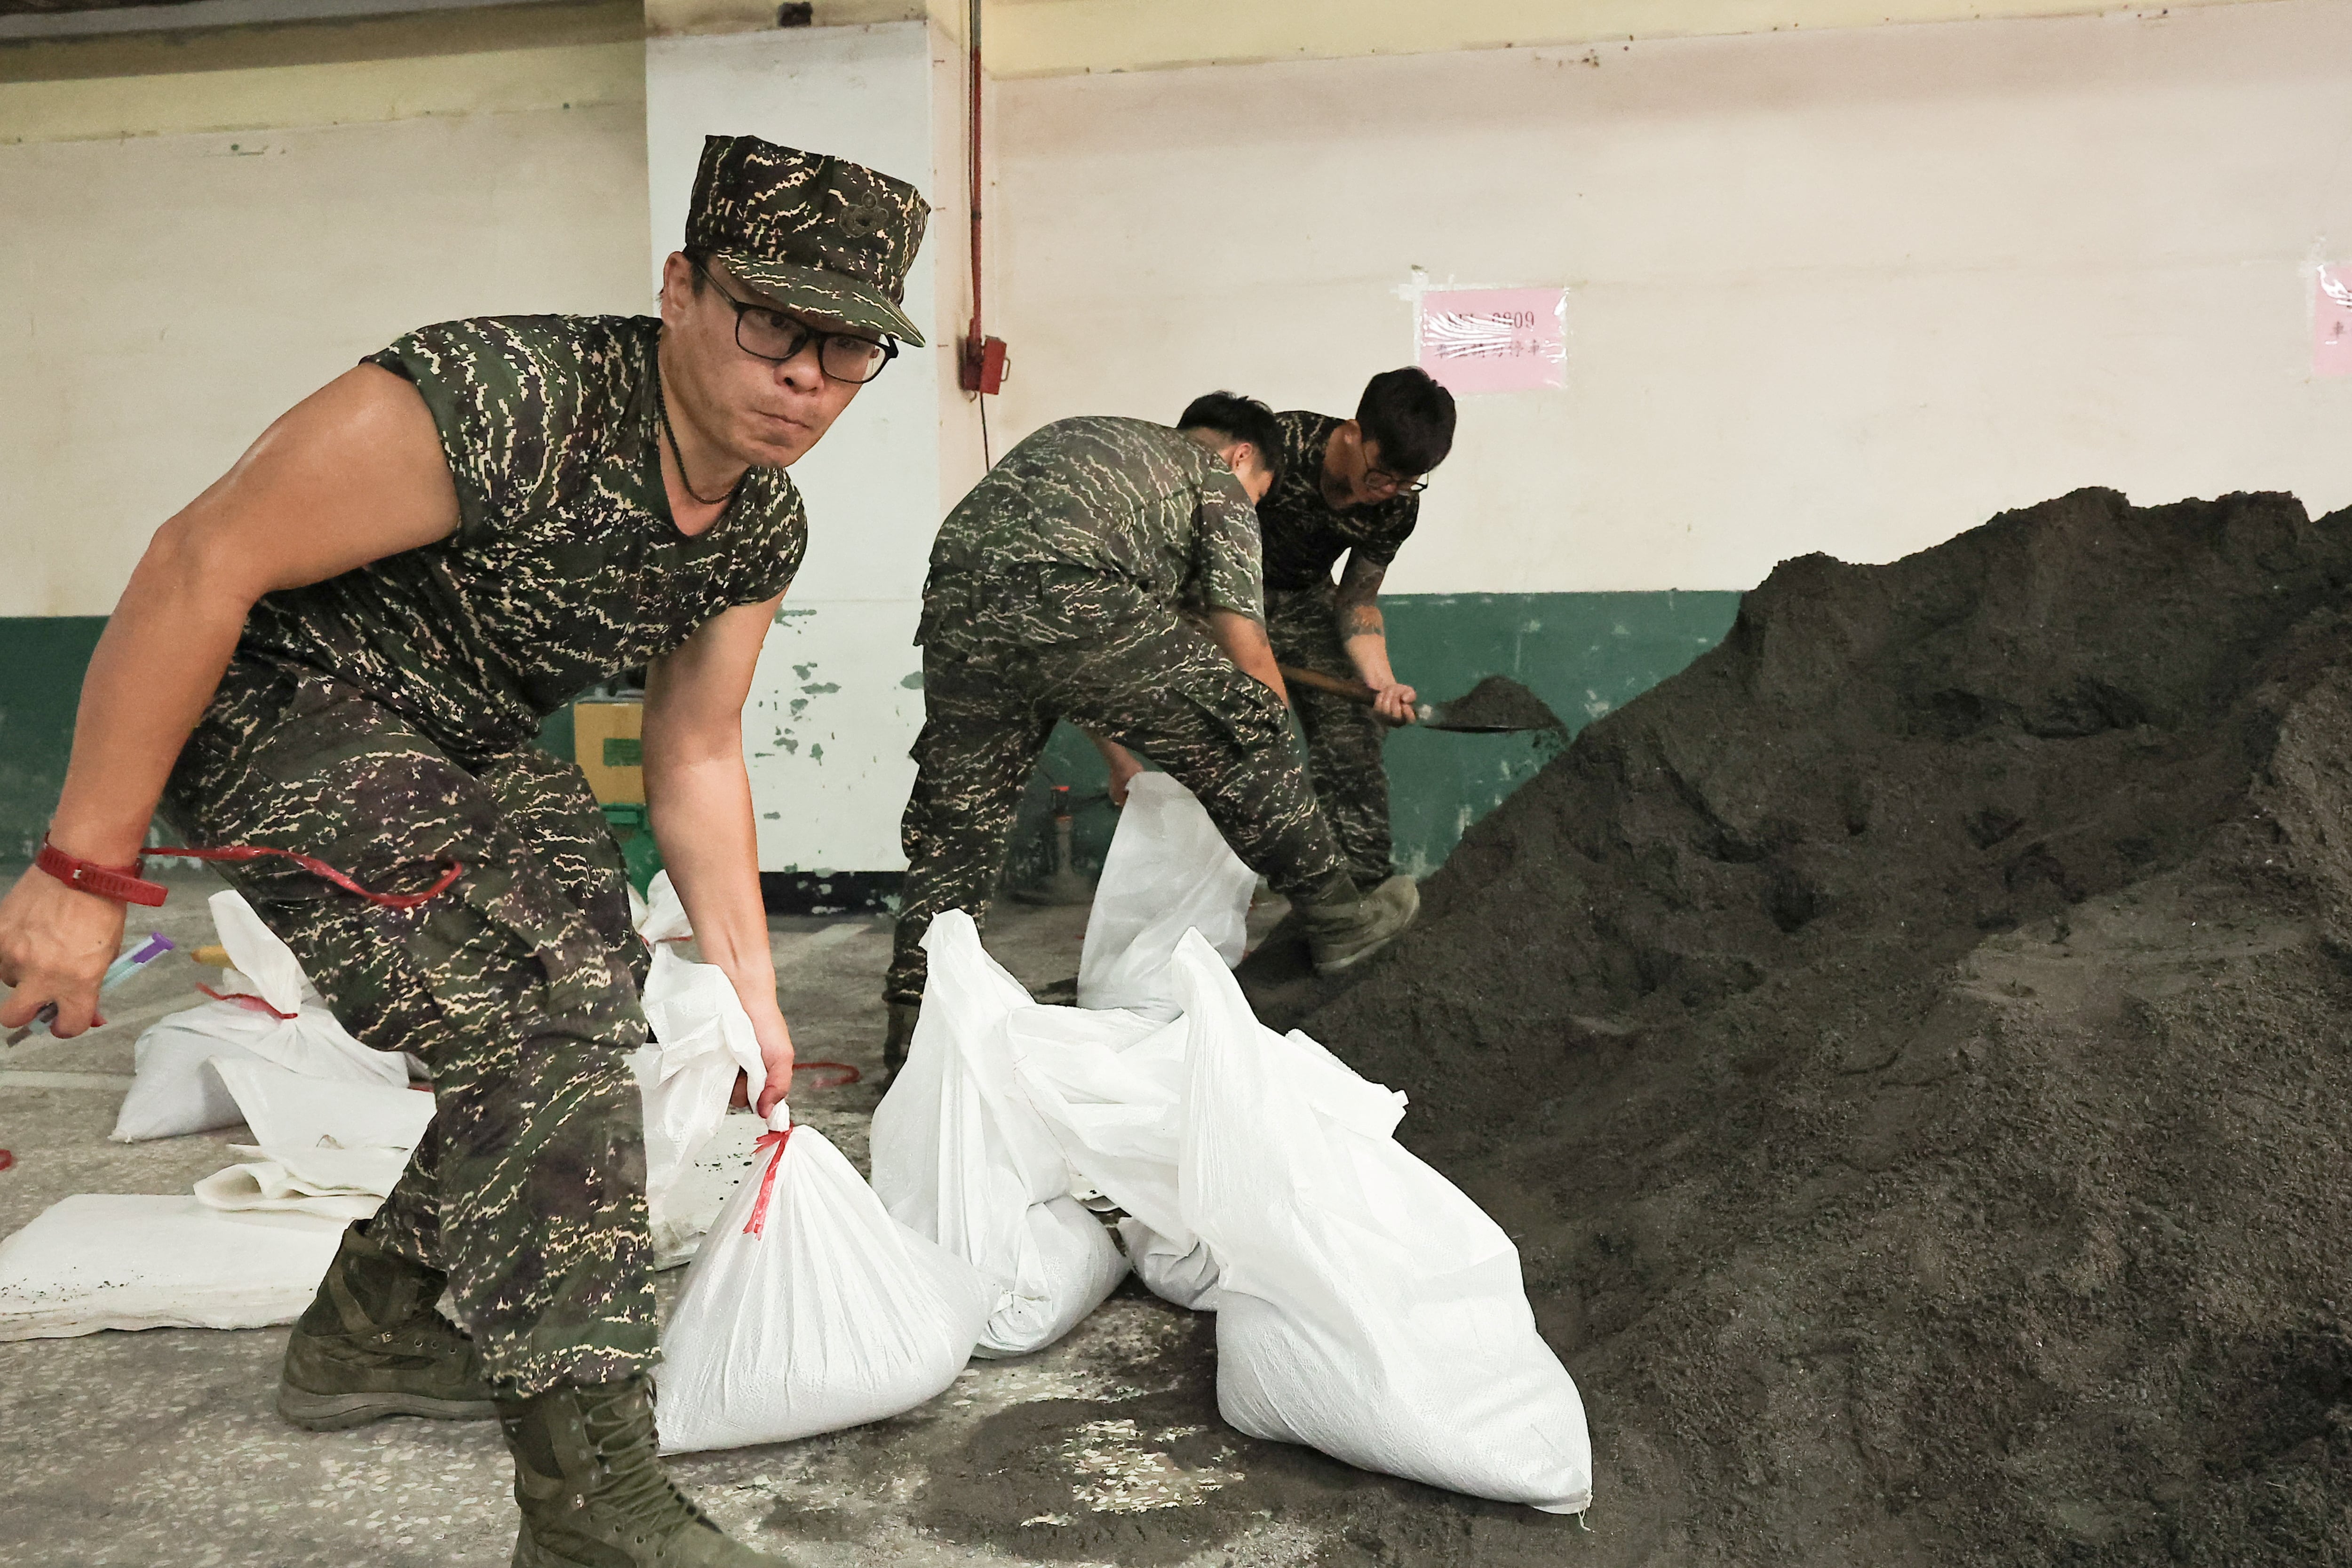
[[1263, 487, 2352, 1566]]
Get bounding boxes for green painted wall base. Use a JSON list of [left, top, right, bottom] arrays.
[[1380, 590, 1741, 876], [0, 592, 1743, 883], [0, 617, 107, 860], [1002, 590, 1743, 891]]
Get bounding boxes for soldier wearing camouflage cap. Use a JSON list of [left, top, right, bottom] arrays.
[[0, 134, 923, 1568]]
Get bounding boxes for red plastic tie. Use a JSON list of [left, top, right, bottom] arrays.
[[742, 1126, 795, 1239], [791, 1060, 862, 1089], [0, 1149, 14, 1174], [195, 983, 300, 1021], [151, 845, 463, 910]]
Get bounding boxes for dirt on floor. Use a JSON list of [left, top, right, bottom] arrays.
[[1249, 487, 2352, 1566]]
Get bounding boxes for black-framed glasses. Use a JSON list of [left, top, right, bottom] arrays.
[[692, 259, 899, 384], [1363, 464, 1429, 496]]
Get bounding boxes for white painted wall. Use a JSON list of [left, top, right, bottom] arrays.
[[646, 21, 969, 874], [0, 102, 651, 616], [989, 0, 2352, 592]]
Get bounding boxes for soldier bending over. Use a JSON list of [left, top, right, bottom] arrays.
[[883, 394, 1421, 1071], [0, 136, 922, 1568]]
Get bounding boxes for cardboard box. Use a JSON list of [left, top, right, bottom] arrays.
[[573, 699, 645, 805]]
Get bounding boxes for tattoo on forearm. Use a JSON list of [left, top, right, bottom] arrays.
[[1336, 555, 1387, 643]]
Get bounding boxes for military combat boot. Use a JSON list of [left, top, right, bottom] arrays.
[[501, 1377, 797, 1567], [1296, 872, 1421, 975], [880, 1001, 920, 1084], [277, 1220, 498, 1431]]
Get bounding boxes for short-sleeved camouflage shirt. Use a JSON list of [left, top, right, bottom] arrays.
[[238, 315, 806, 762], [917, 416, 1263, 653], [1256, 411, 1419, 592]]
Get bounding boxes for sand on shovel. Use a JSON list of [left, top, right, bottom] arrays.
[[1427, 674, 1569, 734], [1283, 486, 2352, 1566]]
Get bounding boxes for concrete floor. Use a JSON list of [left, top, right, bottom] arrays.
[[0, 862, 1583, 1568]]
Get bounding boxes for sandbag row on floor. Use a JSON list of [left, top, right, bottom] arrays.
[[869, 885, 1592, 1512], [657, 787, 1254, 1450]]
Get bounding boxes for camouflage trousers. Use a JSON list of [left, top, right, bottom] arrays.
[[161, 655, 653, 1398], [1264, 583, 1394, 888], [886, 605, 1350, 1006]]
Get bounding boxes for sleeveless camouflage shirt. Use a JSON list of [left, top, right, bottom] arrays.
[[238, 315, 806, 761]]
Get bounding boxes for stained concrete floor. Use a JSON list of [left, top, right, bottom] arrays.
[[0, 862, 1587, 1568]]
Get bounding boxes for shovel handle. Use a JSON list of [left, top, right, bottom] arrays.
[[1277, 664, 1379, 705], [1276, 664, 1424, 726]]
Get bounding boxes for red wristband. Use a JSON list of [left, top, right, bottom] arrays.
[[36, 837, 169, 907]]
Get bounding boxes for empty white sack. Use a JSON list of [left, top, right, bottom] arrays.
[[0, 1196, 345, 1340], [656, 1111, 990, 1454], [208, 1056, 436, 1154], [1075, 772, 1257, 1020], [192, 1144, 411, 1223]]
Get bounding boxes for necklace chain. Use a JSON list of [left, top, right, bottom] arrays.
[[654, 353, 741, 509]]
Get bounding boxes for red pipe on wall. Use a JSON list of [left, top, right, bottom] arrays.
[[960, 0, 1006, 398]]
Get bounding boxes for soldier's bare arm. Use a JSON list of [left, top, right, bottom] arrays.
[[1203, 609, 1293, 708], [643, 593, 796, 1115], [0, 365, 461, 1036], [1335, 552, 1416, 721]]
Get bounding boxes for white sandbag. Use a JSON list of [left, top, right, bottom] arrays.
[[640, 1107, 766, 1270], [192, 1144, 409, 1223], [1076, 772, 1257, 1019], [656, 1110, 990, 1454], [209, 890, 308, 1015], [636, 869, 693, 945], [636, 941, 768, 1266], [209, 1057, 437, 1154], [1168, 932, 1595, 1515], [111, 891, 405, 1143], [111, 1009, 281, 1142], [1117, 1218, 1224, 1311], [0, 1196, 345, 1340], [1004, 1004, 1188, 1245], [872, 912, 1128, 1357]]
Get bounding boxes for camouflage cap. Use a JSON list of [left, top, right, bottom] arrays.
[[686, 134, 931, 347]]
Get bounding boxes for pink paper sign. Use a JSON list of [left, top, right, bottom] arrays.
[[2316, 266, 2352, 378], [1416, 287, 1566, 395]]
